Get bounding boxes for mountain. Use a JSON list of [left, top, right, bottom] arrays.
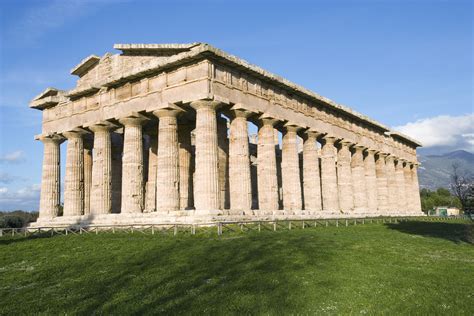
[[417, 150, 474, 190]]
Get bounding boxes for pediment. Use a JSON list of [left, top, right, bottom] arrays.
[[71, 55, 100, 77]]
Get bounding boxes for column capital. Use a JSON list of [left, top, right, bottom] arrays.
[[318, 134, 337, 144], [35, 133, 65, 144], [63, 128, 90, 139], [152, 104, 184, 118], [87, 121, 118, 133], [386, 155, 396, 162], [258, 113, 279, 126], [229, 103, 254, 119], [351, 144, 366, 152], [190, 99, 223, 111], [376, 151, 390, 159], [119, 112, 149, 126], [365, 148, 378, 155], [283, 121, 303, 132], [336, 138, 354, 149]]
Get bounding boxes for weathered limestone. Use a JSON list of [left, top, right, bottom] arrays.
[[386, 156, 398, 212], [89, 122, 116, 215], [257, 115, 280, 211], [38, 134, 64, 218], [301, 130, 322, 212], [191, 100, 221, 212], [281, 123, 303, 211], [351, 145, 368, 212], [319, 135, 339, 212], [145, 130, 158, 212], [154, 105, 182, 212], [336, 140, 353, 213], [178, 122, 194, 210], [119, 114, 148, 213], [364, 149, 378, 212], [395, 158, 407, 211], [83, 137, 93, 215], [228, 106, 252, 211], [63, 129, 88, 216], [375, 152, 389, 213], [30, 43, 426, 227]]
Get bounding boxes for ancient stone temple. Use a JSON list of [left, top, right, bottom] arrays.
[[29, 43, 424, 226]]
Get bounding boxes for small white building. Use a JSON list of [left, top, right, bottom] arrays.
[[432, 206, 461, 216]]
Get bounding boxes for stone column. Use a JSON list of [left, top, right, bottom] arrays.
[[375, 152, 389, 214], [336, 140, 353, 213], [301, 130, 322, 212], [257, 115, 280, 211], [228, 106, 252, 211], [411, 163, 423, 212], [83, 137, 93, 215], [364, 149, 378, 212], [281, 123, 303, 212], [154, 105, 182, 212], [386, 155, 398, 213], [395, 158, 407, 212], [190, 100, 221, 212], [111, 133, 123, 213], [319, 135, 339, 212], [351, 145, 368, 213], [89, 122, 116, 215], [217, 116, 230, 210], [178, 122, 194, 210], [38, 134, 64, 219], [63, 129, 88, 217], [145, 130, 158, 212], [119, 114, 148, 213], [403, 161, 414, 213]]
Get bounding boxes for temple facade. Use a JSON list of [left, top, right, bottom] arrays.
[[29, 43, 423, 226]]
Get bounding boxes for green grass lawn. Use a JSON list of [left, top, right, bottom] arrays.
[[1, 219, 473, 315]]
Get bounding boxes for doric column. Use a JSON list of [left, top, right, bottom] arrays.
[[154, 105, 182, 212], [336, 139, 353, 213], [281, 123, 303, 211], [63, 129, 88, 217], [411, 162, 422, 212], [395, 158, 407, 212], [228, 105, 252, 211], [145, 129, 158, 212], [364, 149, 378, 212], [319, 135, 339, 212], [178, 122, 194, 210], [301, 130, 322, 212], [386, 155, 398, 213], [351, 145, 368, 213], [89, 122, 117, 215], [257, 115, 280, 211], [403, 161, 414, 213], [190, 100, 221, 211], [375, 152, 389, 213], [119, 114, 148, 213], [83, 137, 93, 215], [37, 134, 64, 219], [217, 116, 230, 209]]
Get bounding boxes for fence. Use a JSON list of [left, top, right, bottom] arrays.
[[0, 215, 470, 238]]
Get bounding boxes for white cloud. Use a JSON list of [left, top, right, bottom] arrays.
[[394, 114, 474, 150], [0, 150, 26, 164], [0, 184, 41, 211]]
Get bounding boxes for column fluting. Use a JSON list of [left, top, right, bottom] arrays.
[[228, 107, 252, 211], [386, 155, 398, 213], [302, 130, 322, 212], [364, 149, 378, 212], [411, 163, 423, 212], [257, 116, 280, 211], [217, 116, 230, 210], [281, 123, 303, 212], [83, 137, 93, 215], [319, 135, 339, 212], [190, 100, 221, 211], [336, 140, 354, 213], [119, 114, 147, 213], [38, 134, 64, 219], [395, 158, 407, 212], [375, 152, 389, 214], [404, 161, 414, 213], [178, 122, 194, 210], [351, 145, 368, 213], [145, 130, 158, 212]]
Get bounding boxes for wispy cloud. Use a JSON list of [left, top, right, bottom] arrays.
[[394, 114, 474, 152], [0, 184, 41, 211], [0, 150, 26, 164]]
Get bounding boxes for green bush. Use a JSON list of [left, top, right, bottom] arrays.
[[420, 188, 462, 213]]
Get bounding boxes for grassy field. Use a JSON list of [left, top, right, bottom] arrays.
[[0, 219, 473, 315]]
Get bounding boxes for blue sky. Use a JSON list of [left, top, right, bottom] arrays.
[[0, 0, 472, 211]]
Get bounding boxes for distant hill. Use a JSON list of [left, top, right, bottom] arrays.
[[417, 150, 474, 190]]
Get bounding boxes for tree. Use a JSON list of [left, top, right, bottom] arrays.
[[450, 163, 474, 214]]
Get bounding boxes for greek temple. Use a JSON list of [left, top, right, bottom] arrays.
[[29, 43, 424, 226]]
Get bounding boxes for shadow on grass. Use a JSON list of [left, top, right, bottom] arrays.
[[385, 220, 474, 244]]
